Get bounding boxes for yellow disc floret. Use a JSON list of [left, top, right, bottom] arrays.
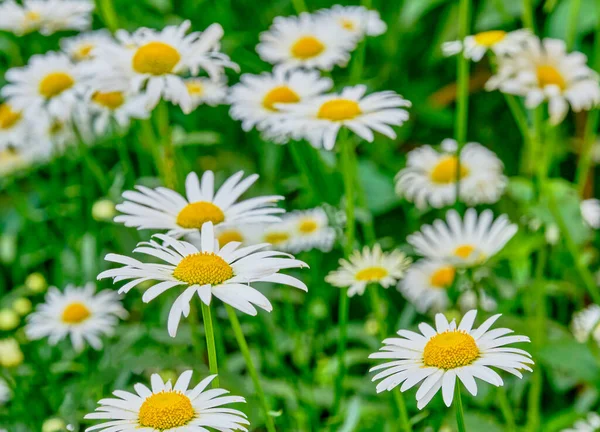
[[39, 72, 75, 98], [536, 65, 566, 91], [454, 244, 476, 259], [173, 253, 233, 286], [138, 391, 195, 429], [262, 86, 300, 111], [176, 202, 225, 229], [355, 266, 388, 282], [430, 266, 455, 288], [291, 36, 325, 59], [0, 104, 22, 130], [317, 99, 361, 121], [298, 219, 318, 234], [217, 230, 244, 246], [473, 30, 507, 47], [92, 91, 125, 109], [423, 330, 480, 369], [264, 232, 290, 245], [132, 42, 181, 75], [61, 302, 91, 324], [430, 156, 469, 184]]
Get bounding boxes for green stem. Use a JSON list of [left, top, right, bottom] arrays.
[[522, 0, 535, 31], [155, 102, 177, 189], [201, 302, 219, 388], [226, 305, 277, 432], [454, 0, 470, 204], [455, 383, 467, 432], [566, 0, 581, 49], [291, 0, 308, 13], [497, 387, 516, 432], [96, 0, 119, 32], [115, 132, 135, 184]]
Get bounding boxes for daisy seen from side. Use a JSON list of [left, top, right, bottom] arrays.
[[442, 29, 531, 62], [317, 5, 387, 38], [60, 29, 114, 62]]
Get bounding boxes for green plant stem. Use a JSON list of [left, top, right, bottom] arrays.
[[291, 0, 308, 13], [455, 383, 467, 432], [454, 0, 470, 204], [201, 302, 219, 388], [566, 0, 581, 49], [155, 102, 177, 189], [522, 0, 535, 31], [497, 387, 516, 432], [96, 0, 119, 32], [226, 305, 277, 432]]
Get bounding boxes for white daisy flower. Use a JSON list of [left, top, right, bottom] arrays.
[[181, 77, 228, 109], [2, 51, 84, 121], [0, 0, 93, 35], [0, 379, 10, 405], [254, 219, 296, 249], [95, 21, 237, 113], [114, 171, 284, 237], [407, 208, 518, 267], [395, 138, 507, 209], [562, 413, 600, 432], [97, 222, 308, 337], [0, 0, 41, 35], [256, 12, 358, 72], [25, 283, 127, 352], [214, 224, 254, 247], [581, 198, 600, 229], [571, 304, 600, 344], [0, 142, 51, 177], [280, 207, 336, 253], [369, 310, 533, 409], [399, 260, 456, 313], [272, 84, 411, 150], [229, 66, 333, 134], [84, 370, 249, 432], [0, 101, 31, 150], [325, 244, 411, 297], [486, 37, 600, 125], [60, 29, 113, 62], [442, 29, 531, 62], [317, 5, 387, 38]]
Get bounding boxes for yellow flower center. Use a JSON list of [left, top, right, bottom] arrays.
[[74, 43, 94, 60], [132, 42, 181, 75], [317, 99, 362, 121], [92, 91, 125, 109], [176, 201, 225, 229], [454, 244, 476, 259], [173, 252, 233, 286], [264, 232, 290, 245], [355, 266, 388, 282], [61, 302, 91, 324], [39, 72, 75, 99], [186, 81, 204, 96], [217, 229, 244, 246], [423, 330, 480, 369], [430, 266, 455, 288], [0, 104, 22, 130], [430, 156, 469, 184], [262, 86, 300, 111], [536, 65, 566, 90], [298, 219, 318, 234], [291, 36, 325, 59], [340, 18, 356, 30], [473, 30, 507, 47], [138, 391, 195, 429], [24, 10, 40, 23]]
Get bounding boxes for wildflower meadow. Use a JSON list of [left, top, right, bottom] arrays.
[[1, 0, 600, 431]]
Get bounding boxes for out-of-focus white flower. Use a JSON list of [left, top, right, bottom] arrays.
[[60, 30, 113, 62], [317, 5, 387, 38], [571, 304, 600, 345], [581, 199, 600, 229], [443, 29, 531, 62]]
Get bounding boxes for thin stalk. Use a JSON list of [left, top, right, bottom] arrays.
[[522, 0, 535, 31], [454, 0, 470, 204], [201, 302, 219, 388], [497, 387, 516, 432], [455, 383, 467, 432], [140, 119, 163, 179], [566, 0, 582, 49], [96, 0, 119, 32], [155, 102, 177, 189], [291, 0, 308, 14], [226, 305, 277, 432]]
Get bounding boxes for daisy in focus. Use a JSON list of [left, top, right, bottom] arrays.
[[399, 260, 456, 313], [369, 310, 533, 408], [256, 13, 358, 72], [98, 222, 308, 337], [407, 208, 518, 267], [84, 370, 249, 432], [114, 171, 284, 237], [25, 283, 127, 352], [60, 30, 113, 62], [442, 29, 531, 62], [229, 67, 332, 134], [486, 37, 600, 124], [571, 304, 600, 344], [317, 5, 387, 38], [581, 198, 600, 229], [562, 413, 600, 432], [272, 84, 411, 150], [395, 138, 507, 209], [181, 77, 228, 109], [326, 244, 411, 297]]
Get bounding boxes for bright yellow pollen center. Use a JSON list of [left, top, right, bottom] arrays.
[[423, 330, 480, 369], [61, 302, 91, 324], [536, 65, 566, 90], [317, 99, 362, 121], [173, 252, 233, 285], [25, 11, 40, 22], [138, 391, 195, 429], [430, 156, 469, 184], [454, 244, 476, 259], [0, 104, 22, 130], [298, 219, 318, 234], [176, 201, 225, 229], [75, 43, 94, 60], [186, 82, 204, 96], [473, 30, 507, 47], [356, 266, 388, 282], [217, 230, 244, 246], [265, 232, 290, 245], [291, 36, 325, 59], [92, 91, 125, 109], [132, 42, 181, 75], [430, 266, 455, 288], [340, 18, 356, 30], [39, 72, 75, 98], [262, 86, 300, 111]]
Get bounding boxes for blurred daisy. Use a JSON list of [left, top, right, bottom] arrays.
[[96, 21, 237, 113], [85, 371, 249, 432], [571, 304, 600, 344], [399, 260, 456, 313], [562, 413, 600, 432], [581, 198, 600, 229], [60, 29, 113, 62], [0, 0, 93, 35], [0, 102, 30, 149], [395, 138, 507, 209], [487, 37, 600, 124], [407, 208, 518, 267], [0, 0, 41, 35], [115, 171, 284, 237], [0, 143, 51, 177], [282, 207, 336, 253], [326, 244, 411, 297], [98, 222, 308, 337], [257, 13, 358, 72], [0, 379, 10, 405], [229, 67, 332, 133], [318, 5, 387, 38], [25, 283, 127, 352], [273, 85, 411, 150], [2, 51, 84, 120], [442, 29, 531, 62], [214, 224, 253, 247], [255, 220, 295, 248], [180, 77, 227, 109], [369, 310, 533, 409], [0, 338, 23, 368]]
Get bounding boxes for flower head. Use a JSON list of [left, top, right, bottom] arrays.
[[443, 29, 531, 62], [581, 198, 600, 229], [60, 29, 114, 62], [571, 304, 600, 345], [562, 413, 600, 432], [317, 5, 387, 38]]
